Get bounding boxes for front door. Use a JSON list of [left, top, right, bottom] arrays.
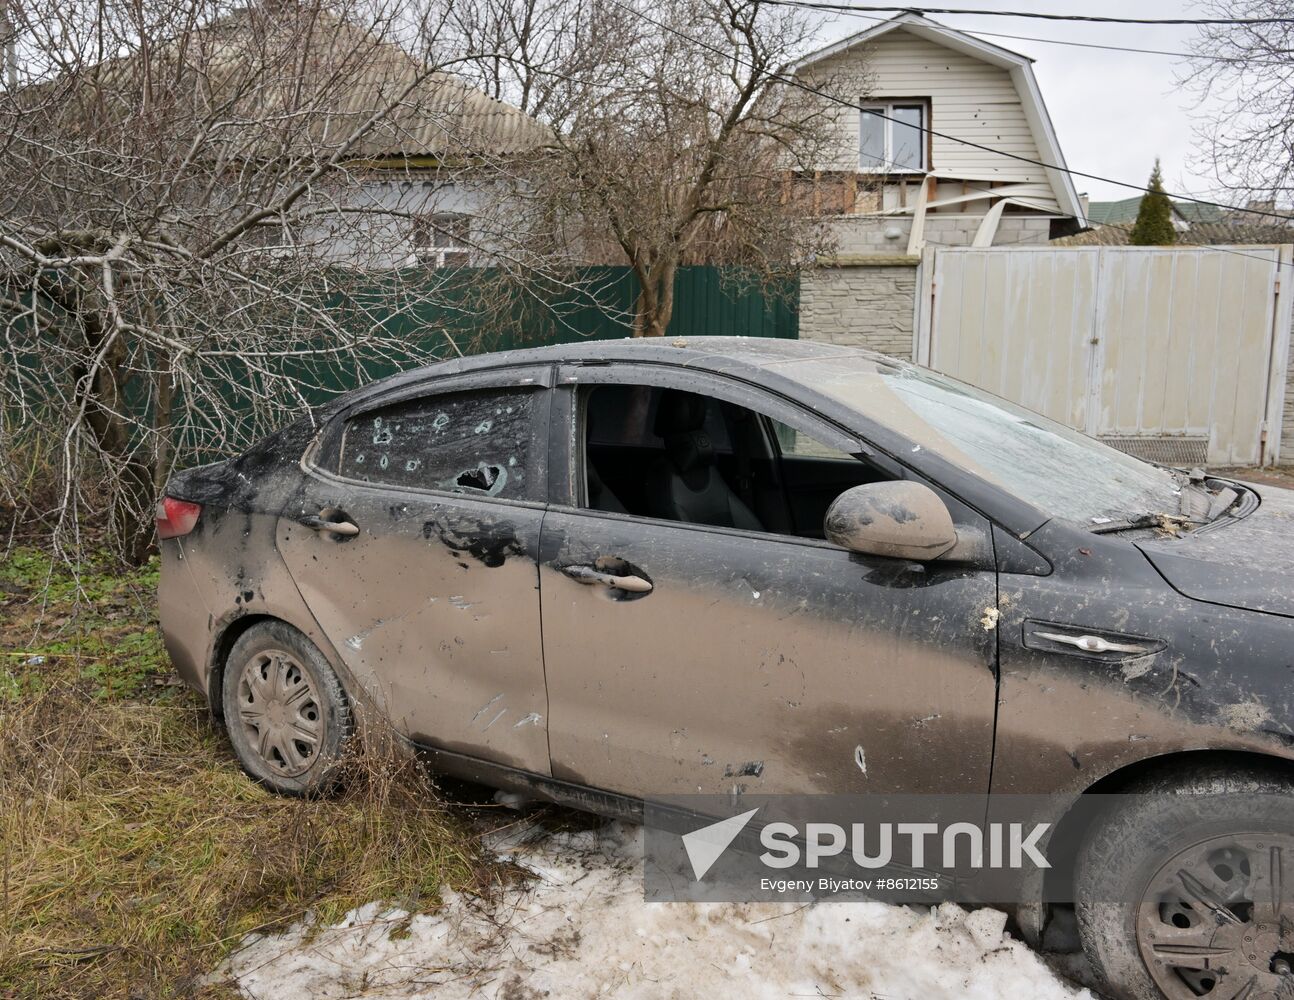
[[538, 367, 999, 798], [277, 371, 553, 774]]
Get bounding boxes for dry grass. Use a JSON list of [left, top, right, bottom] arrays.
[[0, 549, 493, 999]]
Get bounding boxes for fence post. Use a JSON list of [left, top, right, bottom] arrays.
[[913, 246, 937, 366], [1262, 244, 1294, 466]]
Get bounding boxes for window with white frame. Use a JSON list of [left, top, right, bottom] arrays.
[[412, 213, 472, 268], [858, 102, 928, 173]]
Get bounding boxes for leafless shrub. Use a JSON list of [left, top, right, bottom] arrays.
[[0, 0, 581, 563], [0, 0, 857, 562], [1182, 0, 1294, 208]]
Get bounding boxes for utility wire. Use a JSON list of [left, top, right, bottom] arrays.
[[817, 9, 1293, 61], [942, 29, 1217, 60], [759, 4, 1294, 26], [603, 0, 1294, 223]]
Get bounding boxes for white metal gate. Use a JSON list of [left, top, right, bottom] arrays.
[[914, 244, 1294, 466]]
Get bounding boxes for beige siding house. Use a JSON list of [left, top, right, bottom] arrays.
[[796, 12, 1085, 256]]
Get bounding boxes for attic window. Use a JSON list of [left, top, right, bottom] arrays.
[[859, 102, 927, 173]]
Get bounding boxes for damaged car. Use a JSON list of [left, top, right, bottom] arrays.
[[158, 337, 1294, 1000]]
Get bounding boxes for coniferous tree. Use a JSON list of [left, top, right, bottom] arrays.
[[1129, 160, 1178, 245]]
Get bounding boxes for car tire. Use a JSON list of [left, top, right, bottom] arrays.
[[221, 620, 352, 795], [1074, 763, 1294, 1000]]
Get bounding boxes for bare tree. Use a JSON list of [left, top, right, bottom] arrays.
[[438, 0, 604, 120], [448, 0, 858, 337], [1184, 0, 1294, 207], [0, 0, 861, 561], [0, 0, 565, 561]]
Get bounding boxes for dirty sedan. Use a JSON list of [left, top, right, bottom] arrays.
[[158, 338, 1294, 1000]]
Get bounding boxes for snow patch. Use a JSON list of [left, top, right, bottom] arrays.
[[220, 821, 1090, 1000]]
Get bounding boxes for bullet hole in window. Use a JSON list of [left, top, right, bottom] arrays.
[[335, 387, 535, 499], [457, 465, 501, 491]]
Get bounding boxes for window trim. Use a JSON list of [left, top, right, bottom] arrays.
[[766, 414, 860, 463], [858, 99, 930, 174]]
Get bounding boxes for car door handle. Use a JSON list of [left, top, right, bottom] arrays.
[[301, 514, 359, 536], [1032, 631, 1155, 655], [561, 564, 653, 593]]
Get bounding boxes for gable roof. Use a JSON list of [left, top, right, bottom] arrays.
[[1087, 196, 1227, 226], [793, 13, 1086, 226], [1084, 196, 1144, 226]]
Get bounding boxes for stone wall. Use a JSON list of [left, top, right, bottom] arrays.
[[799, 257, 920, 360]]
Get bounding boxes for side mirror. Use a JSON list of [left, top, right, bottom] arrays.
[[824, 481, 958, 561]]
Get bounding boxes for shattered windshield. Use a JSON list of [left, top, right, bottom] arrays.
[[791, 358, 1184, 526]]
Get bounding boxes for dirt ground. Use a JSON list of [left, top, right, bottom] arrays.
[[1215, 465, 1294, 489]]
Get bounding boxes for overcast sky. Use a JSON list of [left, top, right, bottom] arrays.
[[811, 1, 1215, 204]]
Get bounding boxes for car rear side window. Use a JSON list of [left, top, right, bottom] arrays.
[[336, 387, 538, 500]]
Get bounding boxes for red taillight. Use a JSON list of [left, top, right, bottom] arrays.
[[156, 496, 203, 539]]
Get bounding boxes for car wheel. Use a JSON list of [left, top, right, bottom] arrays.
[[221, 621, 351, 795], [1074, 765, 1294, 1000]]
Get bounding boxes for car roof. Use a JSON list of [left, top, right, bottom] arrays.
[[468, 335, 886, 368], [354, 336, 896, 401]]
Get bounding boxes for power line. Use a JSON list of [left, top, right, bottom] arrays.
[[947, 29, 1208, 60], [760, 4, 1294, 26], [957, 30, 1291, 62], [603, 0, 1294, 224], [818, 9, 1292, 61]]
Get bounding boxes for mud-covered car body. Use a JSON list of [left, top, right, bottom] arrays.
[[158, 337, 1294, 944]]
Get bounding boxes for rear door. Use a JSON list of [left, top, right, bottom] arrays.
[[538, 363, 1000, 798], [276, 367, 553, 773]]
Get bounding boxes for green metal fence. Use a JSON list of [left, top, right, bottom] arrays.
[[285, 264, 798, 402], [497, 264, 799, 344], [2, 265, 799, 463]]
